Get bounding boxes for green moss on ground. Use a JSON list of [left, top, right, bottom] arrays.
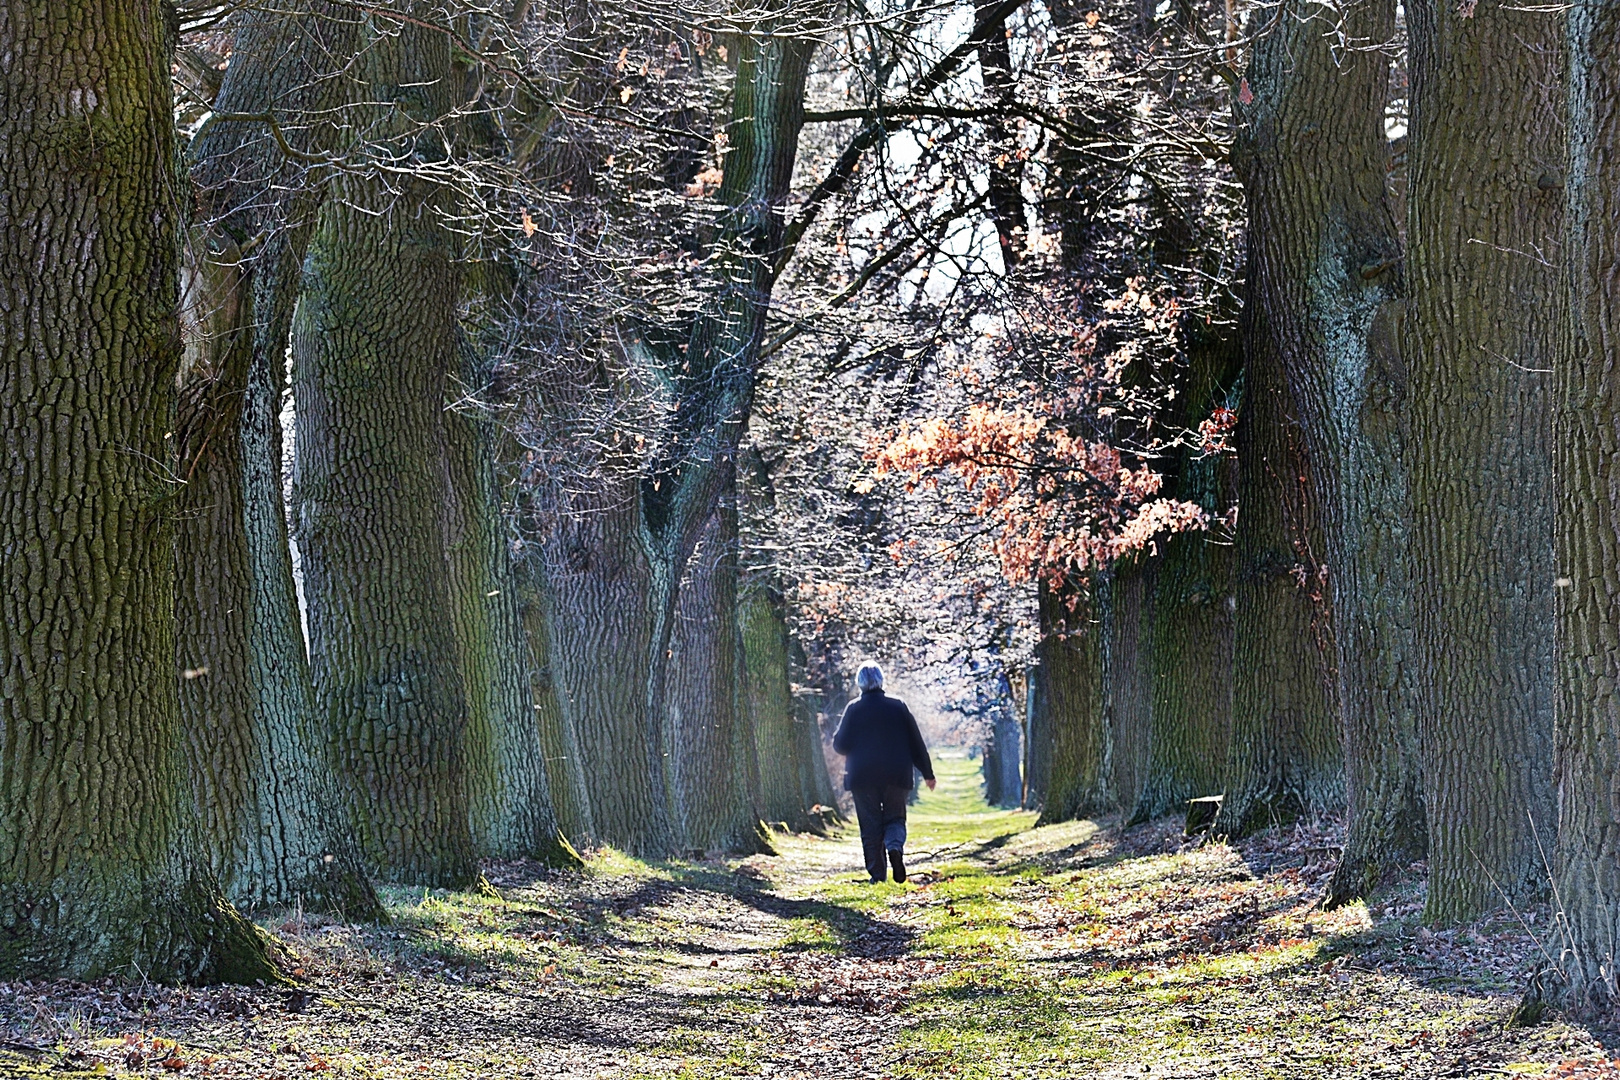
[[0, 751, 1610, 1077]]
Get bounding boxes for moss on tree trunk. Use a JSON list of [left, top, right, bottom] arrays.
[[1032, 584, 1110, 824], [180, 1, 379, 919], [0, 0, 276, 982], [291, 14, 476, 887], [1130, 348, 1240, 825]]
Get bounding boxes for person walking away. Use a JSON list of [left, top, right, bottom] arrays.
[[832, 664, 935, 883]]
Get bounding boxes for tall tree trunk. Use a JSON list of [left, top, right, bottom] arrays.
[[1227, 0, 1425, 900], [444, 382, 576, 865], [181, 2, 378, 918], [537, 484, 669, 854], [1104, 559, 1154, 822], [1032, 584, 1111, 823], [176, 240, 378, 918], [516, 565, 596, 846], [635, 24, 819, 851], [0, 0, 274, 981], [1406, 0, 1564, 921], [1131, 350, 1240, 824], [1219, 288, 1343, 838], [985, 673, 1024, 809], [740, 447, 822, 830], [791, 638, 842, 815], [666, 471, 768, 852], [1134, 531, 1236, 823], [1551, 0, 1620, 1012], [1024, 663, 1051, 811], [291, 14, 476, 886], [742, 573, 818, 829]]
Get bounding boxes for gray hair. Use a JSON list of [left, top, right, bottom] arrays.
[[856, 663, 884, 691]]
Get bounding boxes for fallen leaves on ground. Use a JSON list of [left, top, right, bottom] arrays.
[[0, 764, 1616, 1079]]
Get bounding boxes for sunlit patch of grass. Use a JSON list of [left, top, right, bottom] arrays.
[[905, 754, 1039, 858], [584, 845, 674, 882], [658, 1022, 766, 1078]]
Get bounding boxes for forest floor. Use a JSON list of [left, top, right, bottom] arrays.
[[4, 752, 1620, 1079]]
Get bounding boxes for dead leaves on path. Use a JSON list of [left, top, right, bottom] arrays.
[[1553, 1061, 1620, 1078], [759, 954, 943, 1014]]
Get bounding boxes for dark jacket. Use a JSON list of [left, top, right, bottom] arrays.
[[832, 689, 934, 792]]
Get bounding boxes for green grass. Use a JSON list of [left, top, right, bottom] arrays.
[[747, 751, 1586, 1079], [10, 748, 1601, 1078]]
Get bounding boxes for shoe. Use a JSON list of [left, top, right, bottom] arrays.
[[866, 875, 886, 884], [889, 849, 906, 884]]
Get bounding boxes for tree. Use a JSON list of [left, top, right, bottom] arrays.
[[444, 337, 578, 865], [1030, 586, 1110, 822], [1216, 5, 1394, 839], [1102, 561, 1154, 820], [531, 479, 669, 852], [1405, 0, 1563, 921], [1131, 348, 1240, 824], [741, 451, 832, 831], [1225, 0, 1425, 900], [292, 11, 477, 886], [665, 471, 770, 851], [516, 564, 597, 846], [181, 0, 379, 917], [634, 11, 822, 854], [1551, 0, 1620, 1012], [982, 671, 1024, 808], [0, 0, 274, 981], [1221, 353, 1341, 837]]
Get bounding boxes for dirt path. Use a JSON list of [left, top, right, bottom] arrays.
[[4, 755, 1619, 1078]]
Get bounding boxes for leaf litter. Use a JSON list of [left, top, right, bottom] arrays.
[[1, 764, 1617, 1078]]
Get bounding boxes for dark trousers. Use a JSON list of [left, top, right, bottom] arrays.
[[851, 784, 910, 881]]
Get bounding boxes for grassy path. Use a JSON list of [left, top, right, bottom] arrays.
[[3, 752, 1617, 1078]]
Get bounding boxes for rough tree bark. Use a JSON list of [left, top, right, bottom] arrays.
[[536, 485, 669, 854], [180, 1, 379, 917], [516, 565, 596, 847], [1032, 584, 1111, 824], [1406, 0, 1564, 921], [291, 12, 476, 886], [1131, 348, 1240, 824], [1225, 0, 1425, 900], [1551, 0, 1620, 1012], [739, 449, 824, 831], [665, 471, 768, 852], [1219, 217, 1343, 837], [742, 573, 821, 829], [1104, 559, 1154, 822], [444, 355, 577, 865], [0, 0, 275, 981]]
